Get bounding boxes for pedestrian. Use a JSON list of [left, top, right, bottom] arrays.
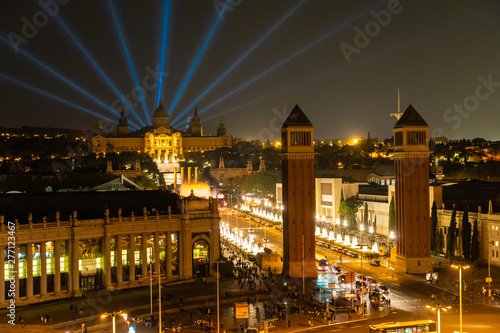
[[70, 304, 74, 313], [288, 319, 291, 328]]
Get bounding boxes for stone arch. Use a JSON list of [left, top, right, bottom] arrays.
[[192, 236, 210, 278]]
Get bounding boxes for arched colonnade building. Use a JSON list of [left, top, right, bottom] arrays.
[[0, 191, 220, 307]]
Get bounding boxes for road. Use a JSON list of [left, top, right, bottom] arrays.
[[223, 210, 500, 333]]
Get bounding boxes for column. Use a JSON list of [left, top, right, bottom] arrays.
[[187, 167, 192, 184], [41, 242, 47, 296], [174, 168, 178, 189], [71, 239, 80, 294], [141, 233, 148, 279], [179, 228, 188, 279], [154, 232, 160, 276], [194, 167, 199, 182], [129, 234, 135, 282], [166, 231, 172, 279], [103, 237, 111, 288], [180, 168, 184, 184], [26, 243, 33, 298], [0, 246, 4, 303], [116, 235, 123, 285], [14, 244, 19, 301], [54, 240, 61, 293]]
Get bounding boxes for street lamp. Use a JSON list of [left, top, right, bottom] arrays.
[[215, 260, 226, 333], [101, 311, 125, 333], [359, 224, 364, 318], [426, 304, 451, 333], [452, 264, 469, 333], [389, 231, 395, 268], [488, 241, 494, 304]]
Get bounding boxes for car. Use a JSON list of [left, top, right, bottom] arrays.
[[245, 217, 250, 221], [338, 274, 346, 283], [368, 279, 380, 288], [377, 285, 390, 294], [332, 266, 342, 274], [370, 259, 381, 267], [249, 229, 254, 233], [263, 238, 269, 243], [356, 274, 367, 281], [355, 280, 367, 289]]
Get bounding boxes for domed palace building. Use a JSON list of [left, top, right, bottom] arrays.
[[92, 101, 232, 178]]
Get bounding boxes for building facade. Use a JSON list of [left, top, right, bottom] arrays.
[[92, 101, 232, 163], [281, 105, 317, 278], [393, 104, 433, 274], [0, 191, 220, 307]]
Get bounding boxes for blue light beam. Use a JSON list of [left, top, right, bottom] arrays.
[[107, 0, 151, 125], [0, 72, 118, 125], [167, 0, 231, 115], [157, 0, 172, 107], [178, 0, 385, 122], [0, 37, 141, 130], [53, 15, 146, 127], [170, 0, 306, 126]]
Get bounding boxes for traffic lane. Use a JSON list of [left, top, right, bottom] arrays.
[[315, 246, 456, 303]]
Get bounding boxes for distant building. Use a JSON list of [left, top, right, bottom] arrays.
[[0, 191, 220, 307], [92, 101, 232, 162]]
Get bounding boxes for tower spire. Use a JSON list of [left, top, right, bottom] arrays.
[[390, 88, 404, 120]]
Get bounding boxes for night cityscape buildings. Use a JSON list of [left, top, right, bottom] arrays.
[[1, 1, 500, 332]]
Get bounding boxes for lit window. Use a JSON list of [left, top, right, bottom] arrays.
[[47, 258, 53, 274], [79, 259, 82, 271], [96, 257, 101, 269], [111, 251, 116, 267], [496, 241, 499, 247], [19, 261, 25, 279], [60, 257, 67, 272], [122, 250, 127, 265], [147, 248, 152, 263], [135, 251, 141, 265]]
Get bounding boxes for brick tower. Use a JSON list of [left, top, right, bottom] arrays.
[[393, 104, 433, 274], [281, 105, 317, 278]]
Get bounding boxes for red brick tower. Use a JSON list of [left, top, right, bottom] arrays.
[[281, 105, 317, 278], [393, 105, 433, 274]]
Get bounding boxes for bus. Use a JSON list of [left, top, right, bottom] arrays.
[[369, 320, 437, 333], [317, 258, 329, 271]]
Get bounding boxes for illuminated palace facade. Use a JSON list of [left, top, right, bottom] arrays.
[[92, 101, 232, 163], [0, 191, 220, 306]]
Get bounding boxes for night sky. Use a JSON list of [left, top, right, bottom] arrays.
[[1, 0, 499, 141]]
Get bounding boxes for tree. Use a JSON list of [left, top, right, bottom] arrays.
[[436, 228, 444, 254], [338, 195, 362, 231], [471, 219, 480, 262], [461, 206, 471, 260], [339, 189, 345, 222], [363, 202, 369, 231], [430, 201, 438, 252], [388, 197, 395, 233], [447, 205, 457, 257]]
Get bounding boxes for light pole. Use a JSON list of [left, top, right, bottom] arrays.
[[101, 311, 124, 333], [216, 260, 225, 333], [426, 304, 451, 333], [360, 224, 364, 318], [488, 241, 494, 304], [452, 264, 469, 333], [389, 231, 395, 268]]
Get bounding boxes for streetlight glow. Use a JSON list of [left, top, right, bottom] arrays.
[[452, 264, 470, 333]]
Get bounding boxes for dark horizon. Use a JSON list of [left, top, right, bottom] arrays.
[[1, 1, 499, 141]]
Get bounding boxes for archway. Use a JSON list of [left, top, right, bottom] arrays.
[[192, 239, 210, 278]]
